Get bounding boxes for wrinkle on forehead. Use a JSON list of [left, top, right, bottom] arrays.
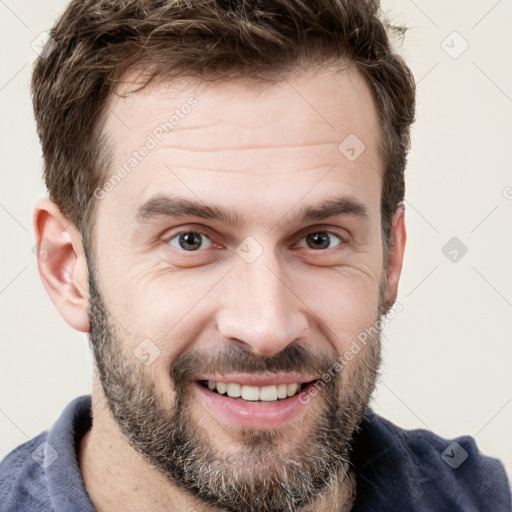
[[102, 64, 380, 159]]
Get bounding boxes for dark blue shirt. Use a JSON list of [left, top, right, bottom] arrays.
[[0, 395, 510, 511]]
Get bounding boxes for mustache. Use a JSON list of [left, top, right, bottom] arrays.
[[170, 343, 338, 384]]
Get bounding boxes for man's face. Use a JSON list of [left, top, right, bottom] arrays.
[[87, 65, 393, 511]]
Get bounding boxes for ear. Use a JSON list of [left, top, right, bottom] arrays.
[[33, 198, 90, 332], [382, 206, 406, 308]]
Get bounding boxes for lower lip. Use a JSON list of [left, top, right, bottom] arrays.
[[192, 381, 316, 430]]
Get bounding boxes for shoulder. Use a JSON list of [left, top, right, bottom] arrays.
[[351, 411, 511, 511], [0, 431, 52, 511], [0, 395, 92, 512]]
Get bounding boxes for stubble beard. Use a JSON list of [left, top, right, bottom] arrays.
[[86, 256, 384, 512]]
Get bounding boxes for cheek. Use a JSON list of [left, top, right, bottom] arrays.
[[295, 266, 382, 352], [109, 268, 220, 359]]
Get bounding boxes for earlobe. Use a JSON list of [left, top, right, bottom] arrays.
[[33, 198, 90, 332], [383, 206, 406, 308]]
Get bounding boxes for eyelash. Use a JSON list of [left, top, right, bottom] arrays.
[[164, 227, 349, 254]]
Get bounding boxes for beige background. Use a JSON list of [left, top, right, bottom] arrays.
[[1, 0, 511, 481]]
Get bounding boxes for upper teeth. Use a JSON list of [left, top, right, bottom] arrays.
[[206, 381, 302, 401]]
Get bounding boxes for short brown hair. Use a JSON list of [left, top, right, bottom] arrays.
[[32, 0, 415, 253]]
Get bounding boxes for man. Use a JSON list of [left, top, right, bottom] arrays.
[[0, 0, 510, 510]]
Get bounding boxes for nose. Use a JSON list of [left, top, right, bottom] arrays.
[[215, 251, 309, 356]]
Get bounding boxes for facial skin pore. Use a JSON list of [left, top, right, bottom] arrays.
[[34, 63, 406, 512]]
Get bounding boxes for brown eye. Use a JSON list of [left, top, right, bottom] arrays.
[[168, 231, 213, 251], [301, 232, 343, 250]]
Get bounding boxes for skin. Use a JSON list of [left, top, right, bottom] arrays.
[[34, 63, 406, 511]]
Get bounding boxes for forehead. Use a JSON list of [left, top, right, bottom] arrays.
[[105, 64, 380, 151], [97, 64, 382, 229]]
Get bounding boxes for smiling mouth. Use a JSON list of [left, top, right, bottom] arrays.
[[198, 379, 318, 402]]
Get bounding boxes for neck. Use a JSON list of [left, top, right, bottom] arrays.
[[79, 382, 356, 512]]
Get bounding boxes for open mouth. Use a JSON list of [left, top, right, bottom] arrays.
[[194, 376, 322, 428], [198, 379, 318, 402]]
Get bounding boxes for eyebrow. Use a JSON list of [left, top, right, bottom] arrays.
[[135, 194, 369, 226]]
